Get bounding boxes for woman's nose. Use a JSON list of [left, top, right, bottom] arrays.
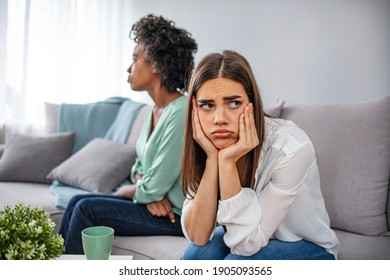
[[213, 107, 227, 125], [127, 64, 133, 74]]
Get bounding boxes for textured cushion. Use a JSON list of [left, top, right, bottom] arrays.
[[112, 235, 189, 260], [47, 138, 134, 193], [0, 132, 75, 184], [0, 182, 64, 233], [281, 96, 390, 235]]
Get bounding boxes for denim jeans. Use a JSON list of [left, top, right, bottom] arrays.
[[59, 194, 183, 254], [181, 226, 335, 260]]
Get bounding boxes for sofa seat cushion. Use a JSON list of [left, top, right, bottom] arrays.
[[112, 235, 189, 260], [0, 182, 64, 232], [280, 96, 390, 236], [334, 229, 390, 260]]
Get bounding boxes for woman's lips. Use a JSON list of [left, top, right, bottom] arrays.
[[212, 129, 233, 138]]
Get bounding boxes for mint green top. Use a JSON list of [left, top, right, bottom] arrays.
[[131, 95, 186, 215]]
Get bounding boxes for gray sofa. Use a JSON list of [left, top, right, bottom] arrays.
[[0, 96, 389, 260]]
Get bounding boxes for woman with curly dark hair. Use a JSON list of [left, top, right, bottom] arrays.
[[129, 14, 197, 94], [59, 14, 197, 255]]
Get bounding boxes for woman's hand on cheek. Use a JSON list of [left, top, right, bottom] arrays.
[[219, 103, 259, 163], [192, 98, 219, 158]]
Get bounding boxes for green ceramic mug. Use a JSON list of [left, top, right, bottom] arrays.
[[82, 226, 114, 260]]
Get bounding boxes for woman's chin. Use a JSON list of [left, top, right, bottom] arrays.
[[213, 139, 236, 150]]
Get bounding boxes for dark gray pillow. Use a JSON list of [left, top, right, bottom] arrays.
[[0, 132, 75, 183], [47, 138, 134, 193]]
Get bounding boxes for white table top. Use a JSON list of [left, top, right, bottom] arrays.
[[58, 254, 133, 260]]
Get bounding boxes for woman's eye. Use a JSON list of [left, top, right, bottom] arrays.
[[228, 101, 242, 109], [200, 104, 214, 111]]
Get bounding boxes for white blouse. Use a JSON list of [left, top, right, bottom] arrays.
[[181, 117, 340, 258]]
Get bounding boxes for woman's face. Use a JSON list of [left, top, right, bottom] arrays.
[[127, 44, 156, 91], [195, 77, 250, 150]]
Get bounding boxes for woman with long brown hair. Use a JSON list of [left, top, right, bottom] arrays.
[[180, 50, 339, 260]]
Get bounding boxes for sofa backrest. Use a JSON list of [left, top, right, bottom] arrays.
[[45, 101, 151, 168], [280, 96, 390, 236]]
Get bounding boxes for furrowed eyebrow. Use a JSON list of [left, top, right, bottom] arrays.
[[223, 95, 243, 101], [197, 95, 243, 103], [197, 98, 214, 103]]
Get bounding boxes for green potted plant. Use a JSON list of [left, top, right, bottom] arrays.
[[0, 203, 64, 260]]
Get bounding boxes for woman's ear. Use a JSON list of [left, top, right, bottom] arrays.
[[151, 62, 158, 74]]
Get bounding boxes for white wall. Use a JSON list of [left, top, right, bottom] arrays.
[[120, 0, 390, 106]]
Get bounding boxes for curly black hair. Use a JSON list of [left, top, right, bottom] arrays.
[[130, 14, 198, 93]]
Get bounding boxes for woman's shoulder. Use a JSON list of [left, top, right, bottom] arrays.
[[160, 95, 187, 128], [166, 95, 187, 112]]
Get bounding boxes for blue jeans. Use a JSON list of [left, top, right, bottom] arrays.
[[59, 194, 183, 254], [181, 226, 335, 260]]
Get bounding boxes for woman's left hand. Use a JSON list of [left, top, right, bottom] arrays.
[[219, 103, 259, 163], [146, 198, 176, 223]]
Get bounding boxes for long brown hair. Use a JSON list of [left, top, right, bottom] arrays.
[[182, 50, 266, 198]]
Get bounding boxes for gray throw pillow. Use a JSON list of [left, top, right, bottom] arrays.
[[281, 96, 390, 236], [0, 132, 75, 183], [47, 138, 134, 193]]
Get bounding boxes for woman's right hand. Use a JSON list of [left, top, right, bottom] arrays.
[[115, 184, 137, 199], [192, 98, 219, 158]]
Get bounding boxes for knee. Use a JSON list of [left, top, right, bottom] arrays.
[[68, 194, 86, 206], [181, 239, 230, 260], [181, 243, 205, 260], [72, 198, 94, 216]]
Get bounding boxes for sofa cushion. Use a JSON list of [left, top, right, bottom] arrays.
[[280, 96, 390, 236], [45, 99, 145, 154], [0, 132, 75, 184], [47, 138, 134, 194], [265, 98, 285, 118], [0, 182, 64, 233], [333, 229, 390, 260], [112, 235, 189, 260]]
